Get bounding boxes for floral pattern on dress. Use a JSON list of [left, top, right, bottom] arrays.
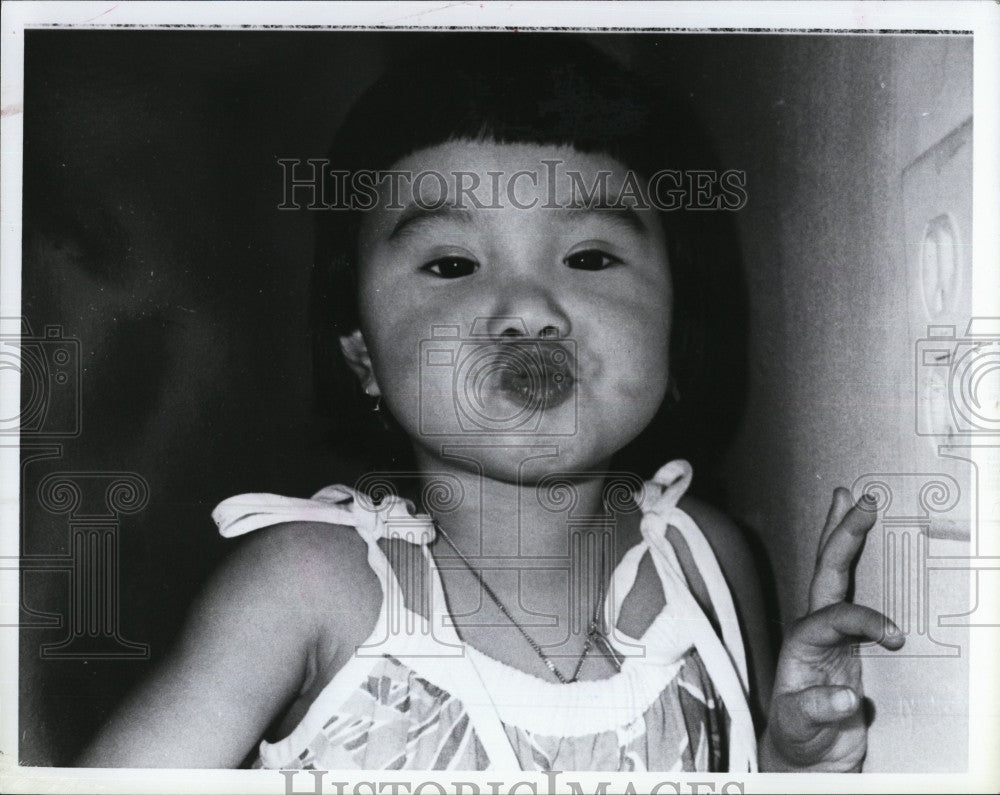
[[258, 649, 728, 772]]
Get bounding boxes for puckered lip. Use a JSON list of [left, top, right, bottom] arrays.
[[488, 339, 576, 410]]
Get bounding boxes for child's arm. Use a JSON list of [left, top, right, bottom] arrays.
[[76, 522, 380, 768], [758, 488, 904, 772]]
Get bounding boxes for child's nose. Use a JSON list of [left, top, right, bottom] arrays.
[[484, 280, 572, 339]]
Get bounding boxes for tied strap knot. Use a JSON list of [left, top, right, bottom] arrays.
[[636, 459, 694, 528], [212, 484, 437, 545], [336, 488, 438, 545]]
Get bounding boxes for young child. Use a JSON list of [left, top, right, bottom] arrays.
[[79, 35, 904, 773]]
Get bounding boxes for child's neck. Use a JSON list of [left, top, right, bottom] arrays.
[[412, 447, 613, 559]]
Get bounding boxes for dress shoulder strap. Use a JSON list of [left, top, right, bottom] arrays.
[[636, 460, 758, 772], [212, 485, 437, 635], [212, 485, 437, 545], [213, 487, 518, 769], [637, 461, 749, 685]]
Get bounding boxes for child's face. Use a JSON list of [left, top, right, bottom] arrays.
[[348, 140, 672, 480]]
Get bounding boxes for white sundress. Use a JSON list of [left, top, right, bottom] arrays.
[[212, 460, 758, 772]]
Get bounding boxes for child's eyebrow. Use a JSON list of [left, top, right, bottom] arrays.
[[385, 201, 650, 241], [387, 203, 474, 241], [559, 205, 650, 238]]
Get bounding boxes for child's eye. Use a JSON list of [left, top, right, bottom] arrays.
[[420, 256, 479, 279], [564, 249, 622, 271]]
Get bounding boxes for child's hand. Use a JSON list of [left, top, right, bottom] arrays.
[[759, 488, 905, 772]]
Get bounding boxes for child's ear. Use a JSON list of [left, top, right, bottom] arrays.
[[339, 329, 380, 397]]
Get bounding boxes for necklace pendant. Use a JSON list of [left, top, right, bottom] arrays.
[[544, 656, 568, 684], [432, 520, 613, 685]]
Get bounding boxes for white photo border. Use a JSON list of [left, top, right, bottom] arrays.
[[2, 2, 998, 793]]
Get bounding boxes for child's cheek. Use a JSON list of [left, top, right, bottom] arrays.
[[370, 323, 423, 414], [590, 288, 670, 385], [614, 347, 670, 414]]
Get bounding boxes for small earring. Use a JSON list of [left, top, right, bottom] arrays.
[[370, 394, 393, 432], [668, 376, 681, 406]]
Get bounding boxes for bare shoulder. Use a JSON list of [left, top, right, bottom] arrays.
[[677, 495, 755, 582], [678, 494, 775, 714], [218, 520, 383, 629], [215, 520, 386, 687], [676, 494, 762, 620]]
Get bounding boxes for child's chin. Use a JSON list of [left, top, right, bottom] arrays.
[[416, 433, 612, 482]]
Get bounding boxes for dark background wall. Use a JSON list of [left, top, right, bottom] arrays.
[[18, 30, 972, 771]]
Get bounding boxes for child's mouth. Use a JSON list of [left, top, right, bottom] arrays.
[[484, 341, 576, 411]]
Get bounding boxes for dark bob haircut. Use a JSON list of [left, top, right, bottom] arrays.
[[311, 33, 748, 488]]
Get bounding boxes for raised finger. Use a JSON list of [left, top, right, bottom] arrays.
[[808, 494, 879, 612], [815, 487, 854, 566], [794, 602, 904, 650]]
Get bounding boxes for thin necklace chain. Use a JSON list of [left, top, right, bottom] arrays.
[[433, 522, 622, 684]]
